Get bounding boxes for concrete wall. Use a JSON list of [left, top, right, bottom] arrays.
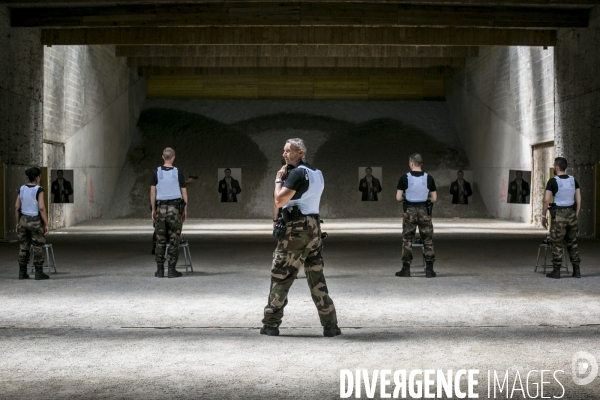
[[445, 46, 555, 223], [0, 5, 44, 238], [108, 99, 490, 219], [43, 45, 146, 228], [554, 6, 600, 237]]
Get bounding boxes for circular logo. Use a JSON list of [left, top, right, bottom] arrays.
[[572, 351, 598, 386]]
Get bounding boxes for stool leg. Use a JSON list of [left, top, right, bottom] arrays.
[[45, 246, 50, 275], [535, 246, 541, 272], [51, 247, 57, 273], [183, 247, 190, 274], [422, 246, 426, 269], [187, 246, 193, 273], [543, 246, 549, 274]]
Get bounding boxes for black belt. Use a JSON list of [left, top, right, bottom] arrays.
[[282, 206, 319, 222], [554, 205, 575, 210], [23, 215, 40, 221], [157, 199, 181, 206], [405, 201, 428, 206], [290, 206, 319, 219]]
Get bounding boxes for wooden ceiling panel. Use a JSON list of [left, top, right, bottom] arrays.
[[137, 66, 456, 76], [126, 56, 466, 68], [41, 26, 557, 46], [12, 3, 589, 28], [115, 45, 480, 58], [6, 0, 599, 6]]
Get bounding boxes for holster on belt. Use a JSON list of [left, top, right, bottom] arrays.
[[426, 200, 434, 216], [273, 211, 286, 241], [402, 201, 408, 213], [282, 206, 301, 223], [549, 203, 557, 220]]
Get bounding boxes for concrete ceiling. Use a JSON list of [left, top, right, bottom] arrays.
[[4, 0, 595, 97]]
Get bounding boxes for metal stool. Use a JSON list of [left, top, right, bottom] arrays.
[[410, 239, 426, 270], [534, 238, 569, 274], [165, 240, 193, 274], [27, 243, 57, 274]]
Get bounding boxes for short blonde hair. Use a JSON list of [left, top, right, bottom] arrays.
[[163, 147, 175, 160], [286, 138, 307, 155]]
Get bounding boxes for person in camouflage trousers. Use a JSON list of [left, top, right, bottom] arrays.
[[150, 147, 188, 278], [395, 153, 438, 278], [262, 215, 337, 331], [261, 138, 340, 337], [548, 210, 580, 270], [18, 216, 47, 279], [154, 203, 183, 276], [151, 177, 194, 255], [542, 157, 582, 279], [401, 206, 435, 266], [15, 166, 50, 280]]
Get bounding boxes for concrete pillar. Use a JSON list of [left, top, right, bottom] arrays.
[[555, 6, 600, 236], [0, 5, 44, 167], [0, 6, 44, 239]]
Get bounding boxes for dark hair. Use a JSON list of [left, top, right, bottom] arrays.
[[57, 169, 64, 174], [365, 167, 372, 171], [409, 153, 423, 167], [555, 157, 568, 171], [224, 168, 231, 173], [457, 170, 464, 174], [25, 167, 41, 182]]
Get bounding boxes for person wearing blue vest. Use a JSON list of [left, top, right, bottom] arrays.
[[14, 167, 50, 280], [395, 153, 438, 278], [260, 138, 340, 338], [150, 147, 188, 278], [541, 157, 582, 279]]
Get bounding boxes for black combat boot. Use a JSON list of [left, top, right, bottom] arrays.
[[155, 264, 165, 278], [425, 262, 437, 278], [323, 324, 342, 337], [35, 266, 49, 280], [18, 265, 30, 280], [260, 325, 280, 336], [395, 264, 411, 277], [546, 267, 561, 279], [168, 265, 183, 278], [572, 265, 581, 278]]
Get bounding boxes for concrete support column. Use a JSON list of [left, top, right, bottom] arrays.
[[0, 5, 44, 238], [0, 5, 44, 167], [555, 6, 600, 236]]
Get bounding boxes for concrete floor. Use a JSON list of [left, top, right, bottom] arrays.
[[1, 219, 599, 399]]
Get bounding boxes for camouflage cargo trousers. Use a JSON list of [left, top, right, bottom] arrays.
[[550, 208, 581, 268], [402, 205, 435, 264], [262, 215, 338, 328], [154, 203, 182, 267], [17, 215, 46, 268]]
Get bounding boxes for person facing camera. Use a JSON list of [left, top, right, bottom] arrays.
[[218, 168, 242, 202], [359, 167, 382, 201], [450, 170, 473, 204]]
